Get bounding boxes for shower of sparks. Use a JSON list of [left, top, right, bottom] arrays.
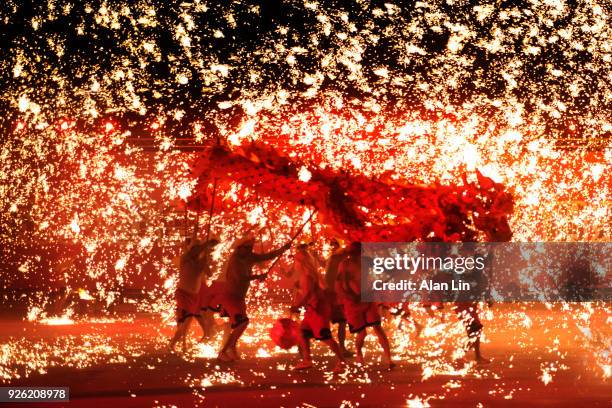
[[0, 0, 610, 403]]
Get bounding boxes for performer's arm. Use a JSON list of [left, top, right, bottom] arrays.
[[201, 261, 212, 278], [347, 279, 361, 301], [292, 274, 313, 309], [336, 263, 360, 302], [251, 242, 291, 262], [248, 272, 267, 281]]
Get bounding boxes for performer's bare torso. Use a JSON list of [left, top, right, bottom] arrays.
[[178, 245, 208, 294], [225, 250, 256, 298], [337, 254, 361, 301], [324, 251, 344, 291], [294, 251, 322, 308], [225, 242, 290, 298]]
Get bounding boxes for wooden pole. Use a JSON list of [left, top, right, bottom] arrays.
[[263, 209, 317, 276], [206, 178, 218, 241], [194, 209, 201, 239], [183, 206, 189, 239]]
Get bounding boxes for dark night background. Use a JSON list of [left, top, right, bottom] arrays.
[[0, 0, 609, 146]]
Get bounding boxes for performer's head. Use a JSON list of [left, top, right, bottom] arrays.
[[348, 241, 361, 255], [296, 243, 309, 254], [205, 237, 220, 248], [183, 236, 199, 251], [202, 238, 220, 254], [294, 243, 317, 276], [330, 238, 340, 251], [236, 236, 255, 252]]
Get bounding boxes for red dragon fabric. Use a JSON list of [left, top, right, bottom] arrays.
[[187, 143, 513, 243]]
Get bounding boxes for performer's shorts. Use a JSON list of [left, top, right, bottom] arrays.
[[330, 303, 346, 324], [198, 282, 219, 312], [325, 289, 346, 324], [176, 288, 201, 323], [301, 307, 332, 341], [343, 301, 381, 333], [218, 294, 248, 328], [202, 282, 248, 329]]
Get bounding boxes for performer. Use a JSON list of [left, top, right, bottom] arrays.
[[214, 236, 291, 362], [323, 239, 351, 356], [454, 302, 489, 364], [291, 244, 345, 372], [169, 237, 218, 351], [336, 242, 394, 369], [196, 237, 221, 341], [455, 245, 491, 364], [432, 243, 490, 364]]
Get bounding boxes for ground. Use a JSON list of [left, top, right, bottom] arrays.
[[1, 304, 610, 407]]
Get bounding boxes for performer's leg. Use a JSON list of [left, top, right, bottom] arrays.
[[196, 311, 215, 341], [169, 322, 185, 351], [337, 322, 352, 357], [468, 322, 489, 364], [355, 329, 367, 365], [294, 333, 313, 370], [296, 310, 316, 370], [372, 324, 394, 369], [219, 319, 248, 361], [181, 317, 194, 351], [195, 315, 207, 339], [221, 321, 232, 344], [473, 337, 489, 363], [170, 317, 192, 351], [228, 319, 248, 360], [322, 337, 346, 372]]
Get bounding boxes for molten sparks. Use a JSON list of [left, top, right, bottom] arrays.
[[0, 1, 609, 403]]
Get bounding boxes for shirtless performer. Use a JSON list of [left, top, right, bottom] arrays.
[[429, 244, 490, 364], [213, 236, 291, 362], [323, 239, 351, 356], [169, 237, 219, 351], [196, 238, 221, 341], [336, 242, 394, 369], [291, 244, 345, 372], [454, 302, 489, 364]]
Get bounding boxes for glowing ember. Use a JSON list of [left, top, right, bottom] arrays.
[[39, 315, 75, 326]]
